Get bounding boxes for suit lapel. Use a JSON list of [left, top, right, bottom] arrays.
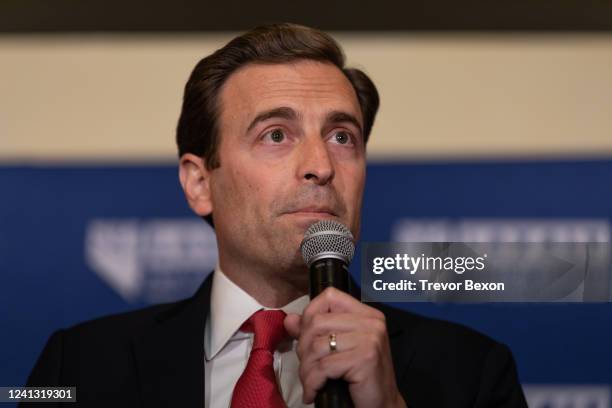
[[132, 272, 213, 407]]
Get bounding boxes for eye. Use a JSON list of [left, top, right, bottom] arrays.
[[331, 131, 353, 145], [264, 128, 285, 143]]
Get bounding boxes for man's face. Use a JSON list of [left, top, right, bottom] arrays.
[[209, 60, 366, 276]]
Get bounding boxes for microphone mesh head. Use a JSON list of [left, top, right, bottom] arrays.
[[300, 220, 355, 267]]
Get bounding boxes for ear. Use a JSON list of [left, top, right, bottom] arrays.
[[178, 153, 213, 216]]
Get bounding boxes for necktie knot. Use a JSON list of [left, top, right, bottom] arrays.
[[240, 309, 288, 352]]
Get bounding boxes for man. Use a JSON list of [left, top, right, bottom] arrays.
[[25, 24, 527, 407]]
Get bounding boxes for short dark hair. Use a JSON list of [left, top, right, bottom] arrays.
[[176, 23, 380, 226]]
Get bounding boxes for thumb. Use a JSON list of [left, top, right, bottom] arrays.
[[284, 313, 302, 339]]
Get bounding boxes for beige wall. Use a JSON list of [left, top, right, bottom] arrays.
[[1, 33, 612, 163]]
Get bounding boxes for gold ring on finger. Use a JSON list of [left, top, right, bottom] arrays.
[[328, 333, 338, 352]]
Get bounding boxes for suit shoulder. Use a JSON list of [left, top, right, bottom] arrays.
[[64, 297, 190, 340], [377, 304, 498, 347], [25, 300, 191, 389], [375, 303, 526, 407], [375, 302, 506, 356]]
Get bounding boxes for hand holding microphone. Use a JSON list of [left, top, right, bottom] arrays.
[[283, 220, 406, 408]]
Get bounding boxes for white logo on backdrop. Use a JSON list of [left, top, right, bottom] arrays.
[[392, 218, 610, 243], [85, 218, 218, 303], [524, 385, 611, 408]]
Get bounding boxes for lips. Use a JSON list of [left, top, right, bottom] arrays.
[[286, 206, 337, 217]]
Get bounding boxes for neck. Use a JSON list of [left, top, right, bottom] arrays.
[[218, 257, 309, 308]]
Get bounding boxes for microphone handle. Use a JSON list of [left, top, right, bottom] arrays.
[[309, 258, 354, 408]]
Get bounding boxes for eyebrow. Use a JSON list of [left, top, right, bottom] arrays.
[[325, 111, 363, 136], [245, 106, 363, 136], [246, 107, 299, 132]]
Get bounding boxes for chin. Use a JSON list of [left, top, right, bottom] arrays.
[[286, 258, 310, 284]]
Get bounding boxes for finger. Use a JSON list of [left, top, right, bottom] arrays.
[[301, 350, 360, 404], [302, 313, 382, 335], [298, 331, 360, 369], [284, 313, 302, 339], [303, 287, 384, 327], [297, 314, 383, 358]]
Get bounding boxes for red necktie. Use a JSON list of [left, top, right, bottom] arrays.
[[230, 309, 288, 408]]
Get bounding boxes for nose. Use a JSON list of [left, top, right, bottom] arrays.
[[297, 135, 334, 185]]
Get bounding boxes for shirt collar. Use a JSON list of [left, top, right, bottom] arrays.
[[205, 266, 310, 360]]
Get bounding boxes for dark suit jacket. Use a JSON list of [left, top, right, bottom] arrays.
[[23, 273, 527, 407]]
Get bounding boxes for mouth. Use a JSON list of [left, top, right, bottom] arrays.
[[285, 207, 338, 218]]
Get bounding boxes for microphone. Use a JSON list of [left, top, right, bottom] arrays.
[[300, 220, 355, 408]]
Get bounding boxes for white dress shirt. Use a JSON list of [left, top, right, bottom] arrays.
[[204, 267, 313, 408]]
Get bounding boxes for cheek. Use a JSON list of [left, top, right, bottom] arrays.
[[228, 170, 254, 204], [215, 165, 272, 215]]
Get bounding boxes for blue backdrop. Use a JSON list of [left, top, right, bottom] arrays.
[[1, 159, 611, 405]]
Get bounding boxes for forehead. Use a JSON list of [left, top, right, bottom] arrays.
[[218, 60, 362, 127]]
